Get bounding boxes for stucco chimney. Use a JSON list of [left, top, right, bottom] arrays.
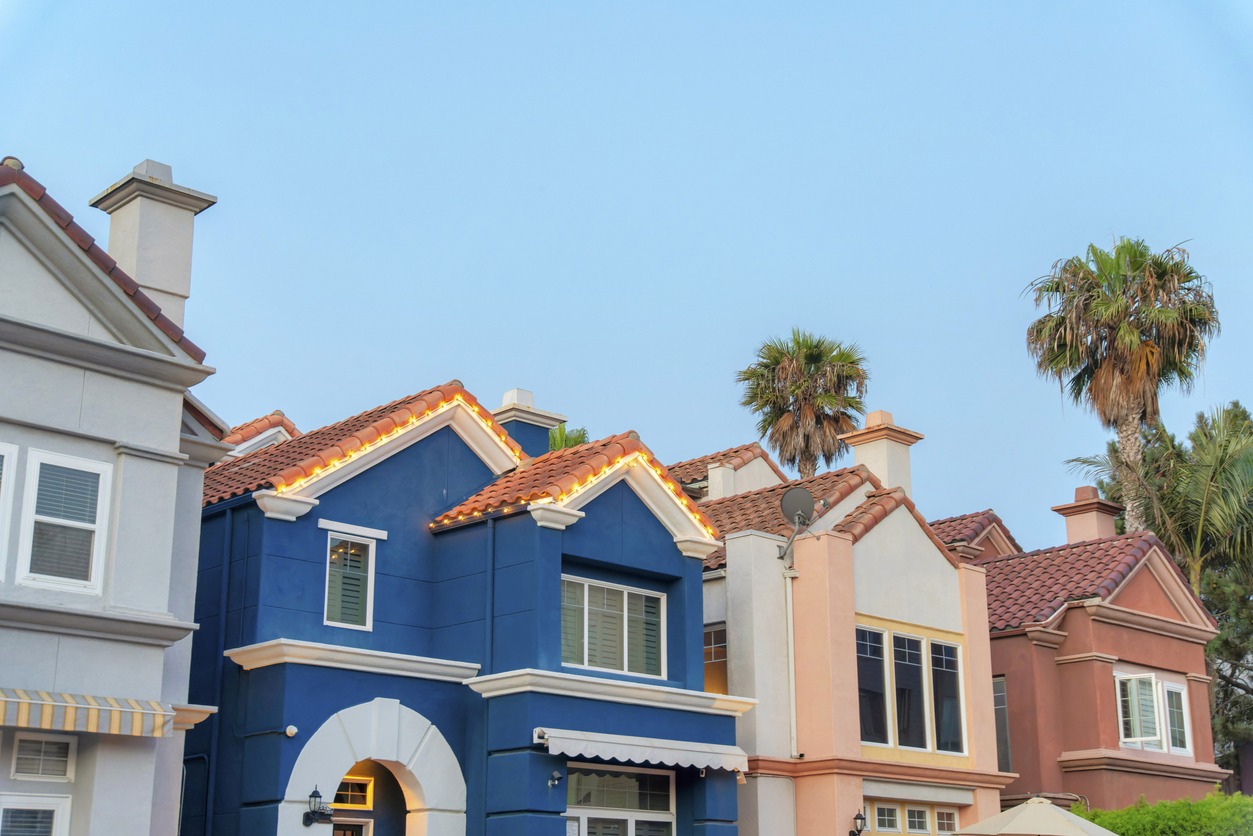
[[1052, 486, 1121, 543], [493, 388, 567, 458], [837, 410, 924, 496], [90, 160, 216, 328]]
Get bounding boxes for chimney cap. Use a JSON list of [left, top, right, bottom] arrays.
[[90, 159, 217, 216], [493, 388, 566, 429], [1051, 485, 1123, 518], [838, 409, 924, 446]]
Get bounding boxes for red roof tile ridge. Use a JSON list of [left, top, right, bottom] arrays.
[[667, 442, 788, 484], [976, 531, 1149, 566], [223, 410, 302, 446], [0, 163, 207, 364], [929, 508, 1024, 553]]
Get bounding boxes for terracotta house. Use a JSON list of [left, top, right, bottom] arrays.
[[683, 413, 1011, 836], [931, 489, 1229, 809]]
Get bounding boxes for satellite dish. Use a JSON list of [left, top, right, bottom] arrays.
[[780, 486, 815, 527]]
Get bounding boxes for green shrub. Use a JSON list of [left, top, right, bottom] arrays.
[[1071, 790, 1253, 835]]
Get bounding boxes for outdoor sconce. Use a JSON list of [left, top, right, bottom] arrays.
[[303, 786, 333, 826], [548, 770, 563, 789], [849, 809, 867, 836]]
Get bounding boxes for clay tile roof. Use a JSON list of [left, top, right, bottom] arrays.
[[434, 432, 715, 532], [699, 466, 880, 570], [978, 532, 1204, 631], [0, 162, 207, 363], [667, 442, 788, 486], [929, 509, 1024, 553], [223, 411, 302, 446], [203, 382, 520, 506]]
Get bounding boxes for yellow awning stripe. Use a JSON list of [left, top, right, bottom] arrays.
[[0, 688, 173, 738]]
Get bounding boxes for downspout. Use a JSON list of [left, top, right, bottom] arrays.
[[783, 566, 800, 759], [481, 518, 497, 836], [206, 507, 234, 836]]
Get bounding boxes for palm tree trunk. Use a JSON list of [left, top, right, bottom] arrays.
[[1116, 415, 1146, 532], [799, 452, 817, 480]]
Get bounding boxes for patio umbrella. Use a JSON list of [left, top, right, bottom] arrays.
[[956, 797, 1118, 835]]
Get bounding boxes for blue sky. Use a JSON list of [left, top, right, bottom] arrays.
[[4, 2, 1252, 549]]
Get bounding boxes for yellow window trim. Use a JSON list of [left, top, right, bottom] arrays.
[[334, 774, 374, 810]]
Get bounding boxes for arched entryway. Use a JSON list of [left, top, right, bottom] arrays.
[[278, 698, 466, 836]]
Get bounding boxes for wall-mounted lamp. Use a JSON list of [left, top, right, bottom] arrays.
[[548, 770, 563, 789], [302, 786, 334, 827], [849, 809, 867, 836]]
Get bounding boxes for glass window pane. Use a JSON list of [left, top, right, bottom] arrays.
[[1, 809, 55, 836], [894, 636, 926, 748], [1166, 689, 1188, 749], [30, 521, 93, 580], [635, 823, 672, 836], [936, 811, 957, 833], [907, 809, 928, 832], [856, 628, 888, 744], [14, 738, 70, 777], [563, 580, 585, 665], [587, 820, 627, 836], [627, 592, 661, 676], [35, 463, 99, 523], [586, 586, 625, 670], [931, 643, 963, 752], [993, 677, 1012, 772], [326, 538, 370, 626], [876, 806, 899, 830]]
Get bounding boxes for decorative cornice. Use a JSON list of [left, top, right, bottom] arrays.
[[674, 536, 723, 559], [253, 489, 319, 521], [1023, 625, 1068, 648], [746, 755, 1015, 789], [225, 638, 480, 683], [492, 404, 567, 430], [528, 504, 586, 530], [1086, 600, 1217, 644], [1186, 672, 1214, 684], [1057, 748, 1230, 782], [114, 441, 187, 466], [0, 600, 196, 647], [1055, 651, 1119, 666], [90, 172, 217, 215], [172, 703, 217, 731], [463, 668, 756, 717]]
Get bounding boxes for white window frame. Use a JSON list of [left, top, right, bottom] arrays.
[[561, 575, 667, 679], [563, 762, 675, 834], [891, 631, 933, 753], [0, 442, 18, 578], [856, 625, 894, 748], [935, 808, 959, 833], [874, 802, 901, 833], [929, 639, 969, 756], [16, 450, 112, 594], [1114, 669, 1191, 755], [10, 733, 76, 783], [0, 792, 71, 836], [329, 815, 373, 835], [323, 532, 376, 632], [905, 807, 929, 834]]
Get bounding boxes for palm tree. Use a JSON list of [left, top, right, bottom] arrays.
[[549, 423, 590, 451], [737, 329, 869, 478], [1027, 237, 1219, 531]]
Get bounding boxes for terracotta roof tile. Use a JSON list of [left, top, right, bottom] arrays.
[[434, 432, 715, 533], [828, 487, 961, 568], [978, 533, 1205, 631], [223, 411, 302, 446], [0, 162, 207, 363], [929, 509, 1024, 553], [699, 466, 880, 570], [203, 382, 521, 506], [668, 442, 789, 486]]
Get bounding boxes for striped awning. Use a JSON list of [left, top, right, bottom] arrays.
[[533, 727, 748, 773], [0, 688, 174, 738]]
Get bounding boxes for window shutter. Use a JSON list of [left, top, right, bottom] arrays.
[[327, 538, 370, 626]]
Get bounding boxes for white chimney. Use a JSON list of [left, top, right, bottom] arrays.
[[838, 410, 923, 496], [90, 160, 216, 327]]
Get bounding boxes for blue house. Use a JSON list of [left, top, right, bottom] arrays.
[[182, 382, 753, 836]]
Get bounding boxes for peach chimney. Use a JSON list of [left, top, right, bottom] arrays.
[[838, 410, 924, 497], [1052, 486, 1122, 543], [90, 160, 216, 328]]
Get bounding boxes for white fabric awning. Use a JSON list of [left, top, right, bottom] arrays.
[[533, 727, 748, 773]]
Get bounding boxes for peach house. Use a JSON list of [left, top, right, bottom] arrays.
[[679, 413, 1011, 836], [931, 491, 1228, 809]]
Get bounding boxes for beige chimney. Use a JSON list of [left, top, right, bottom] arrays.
[[90, 160, 216, 327], [838, 410, 923, 496], [1052, 486, 1121, 543]]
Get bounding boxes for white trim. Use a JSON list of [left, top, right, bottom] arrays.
[[224, 638, 480, 682], [1163, 682, 1193, 755], [561, 574, 667, 679], [318, 518, 388, 541], [856, 625, 893, 748], [323, 532, 376, 631], [528, 505, 585, 530], [564, 762, 675, 833], [0, 441, 18, 578], [252, 490, 319, 521], [10, 732, 76, 782], [463, 668, 756, 717], [539, 730, 746, 772], [905, 807, 929, 834], [874, 802, 901, 833], [0, 791, 72, 836], [1113, 666, 1192, 754], [328, 817, 373, 836], [16, 449, 112, 594], [935, 808, 960, 834]]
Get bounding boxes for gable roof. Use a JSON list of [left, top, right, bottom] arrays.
[[929, 509, 1024, 553], [699, 466, 879, 570], [978, 532, 1211, 632], [0, 160, 206, 363], [203, 382, 521, 506], [830, 487, 960, 567], [224, 411, 301, 446], [668, 442, 789, 486], [433, 431, 716, 536]]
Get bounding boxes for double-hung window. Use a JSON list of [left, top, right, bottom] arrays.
[[324, 534, 376, 630], [562, 577, 664, 677], [564, 765, 673, 835], [854, 626, 965, 754], [703, 623, 728, 694], [17, 451, 111, 593], [0, 793, 71, 836], [1116, 671, 1190, 754], [992, 676, 1012, 772], [11, 734, 75, 782]]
